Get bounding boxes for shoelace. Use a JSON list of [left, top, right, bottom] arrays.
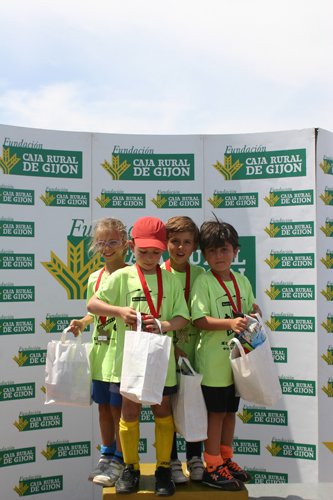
[[226, 459, 243, 472], [211, 464, 235, 480]]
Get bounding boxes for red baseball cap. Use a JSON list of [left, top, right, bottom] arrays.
[[131, 217, 167, 251]]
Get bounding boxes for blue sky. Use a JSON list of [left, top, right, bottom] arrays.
[[1, 0, 332, 135]]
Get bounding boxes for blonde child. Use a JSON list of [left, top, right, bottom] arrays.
[[191, 218, 261, 490], [87, 216, 190, 497], [68, 218, 128, 487]]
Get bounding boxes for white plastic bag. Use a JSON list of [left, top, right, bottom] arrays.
[[120, 313, 171, 405], [171, 356, 207, 442], [45, 327, 93, 407], [228, 335, 282, 407]]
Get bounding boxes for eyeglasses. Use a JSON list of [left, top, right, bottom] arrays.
[[96, 240, 123, 249]]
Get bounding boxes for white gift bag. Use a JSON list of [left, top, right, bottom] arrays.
[[120, 313, 171, 405], [228, 334, 282, 407], [171, 357, 208, 442], [45, 327, 93, 407]]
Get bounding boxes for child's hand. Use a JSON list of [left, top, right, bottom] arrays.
[[174, 345, 188, 362], [120, 307, 137, 325], [143, 315, 162, 334], [231, 316, 249, 335], [251, 303, 262, 317], [68, 319, 83, 337]]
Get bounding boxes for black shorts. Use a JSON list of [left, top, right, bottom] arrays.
[[201, 384, 240, 413], [110, 382, 177, 397]]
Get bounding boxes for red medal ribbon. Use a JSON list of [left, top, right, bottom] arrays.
[[165, 259, 191, 303], [95, 264, 128, 325], [211, 270, 242, 313], [135, 263, 163, 318]]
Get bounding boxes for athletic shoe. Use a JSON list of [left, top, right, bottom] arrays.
[[115, 465, 140, 494], [93, 459, 125, 487], [186, 456, 205, 481], [155, 466, 175, 497], [88, 455, 110, 482], [225, 458, 252, 482], [170, 459, 188, 484], [202, 464, 243, 490]]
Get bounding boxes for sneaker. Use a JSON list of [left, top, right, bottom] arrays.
[[225, 458, 252, 482], [155, 466, 175, 497], [202, 464, 243, 490], [186, 456, 205, 481], [88, 455, 110, 482], [115, 465, 140, 494], [170, 459, 188, 484], [93, 459, 125, 487]]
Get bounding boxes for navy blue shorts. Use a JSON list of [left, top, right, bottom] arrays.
[[110, 382, 177, 397], [201, 384, 240, 413], [91, 380, 122, 406]]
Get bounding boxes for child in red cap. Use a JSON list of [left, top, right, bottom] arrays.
[[88, 216, 190, 497]]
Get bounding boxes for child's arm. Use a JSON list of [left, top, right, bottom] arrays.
[[174, 345, 188, 362], [193, 315, 249, 335], [68, 315, 94, 337], [251, 303, 262, 317], [144, 315, 189, 334], [87, 293, 137, 325]]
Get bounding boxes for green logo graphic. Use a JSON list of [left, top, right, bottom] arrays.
[[0, 286, 35, 302], [40, 190, 89, 207], [271, 347, 287, 363], [247, 470, 288, 484], [41, 441, 90, 460], [320, 283, 333, 301], [321, 347, 333, 365], [321, 251, 333, 269], [0, 221, 34, 237], [176, 435, 187, 453], [320, 219, 333, 237], [0, 188, 34, 205], [0, 318, 35, 336], [320, 189, 333, 205], [264, 252, 314, 269], [214, 149, 306, 180], [265, 284, 315, 301], [13, 412, 62, 432], [0, 383, 35, 402], [151, 192, 201, 209], [264, 189, 313, 207], [0, 253, 34, 270], [266, 440, 316, 460], [140, 405, 154, 423], [319, 158, 333, 175], [237, 408, 288, 426], [208, 191, 258, 208], [102, 153, 194, 181], [0, 145, 82, 178], [322, 380, 333, 397], [265, 314, 315, 332], [13, 475, 63, 496], [232, 439, 260, 455], [281, 379, 316, 396], [138, 439, 147, 454], [0, 447, 35, 468], [321, 315, 333, 333], [264, 221, 314, 238], [96, 192, 145, 209], [13, 349, 46, 367], [40, 315, 90, 333]]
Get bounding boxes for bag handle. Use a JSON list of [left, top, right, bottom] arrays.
[[178, 355, 196, 376], [228, 337, 251, 376], [61, 327, 82, 347]]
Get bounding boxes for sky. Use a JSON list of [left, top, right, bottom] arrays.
[[1, 0, 333, 136]]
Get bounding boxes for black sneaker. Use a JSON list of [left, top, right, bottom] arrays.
[[115, 465, 140, 494], [202, 464, 243, 490], [225, 459, 252, 482], [155, 466, 175, 497]]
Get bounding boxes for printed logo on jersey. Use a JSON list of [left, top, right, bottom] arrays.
[[264, 189, 313, 207], [208, 191, 258, 209]]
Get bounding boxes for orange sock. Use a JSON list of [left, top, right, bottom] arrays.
[[203, 451, 223, 471], [220, 445, 233, 464]]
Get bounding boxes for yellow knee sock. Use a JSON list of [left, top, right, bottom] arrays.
[[155, 415, 174, 469], [119, 418, 140, 469]]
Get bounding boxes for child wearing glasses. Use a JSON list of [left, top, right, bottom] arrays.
[[69, 218, 128, 487]]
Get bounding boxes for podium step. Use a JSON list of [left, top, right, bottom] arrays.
[[102, 463, 248, 499]]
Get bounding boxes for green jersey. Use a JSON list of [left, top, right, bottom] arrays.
[[191, 270, 255, 387], [97, 265, 190, 386]]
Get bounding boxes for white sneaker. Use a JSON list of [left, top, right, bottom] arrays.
[[93, 459, 125, 487], [186, 456, 205, 481], [88, 455, 110, 481], [170, 459, 188, 484]]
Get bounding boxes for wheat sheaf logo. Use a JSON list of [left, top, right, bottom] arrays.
[[95, 193, 111, 208], [264, 254, 281, 269], [41, 237, 103, 299], [319, 160, 332, 174], [263, 192, 280, 207], [237, 409, 253, 424], [101, 154, 131, 180], [265, 316, 282, 331], [151, 194, 167, 208], [208, 194, 224, 208], [41, 446, 57, 460], [320, 253, 333, 269], [265, 285, 281, 300], [213, 155, 243, 180], [13, 481, 29, 497], [321, 317, 333, 333], [0, 147, 20, 174], [266, 442, 282, 456], [319, 190, 333, 206]]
